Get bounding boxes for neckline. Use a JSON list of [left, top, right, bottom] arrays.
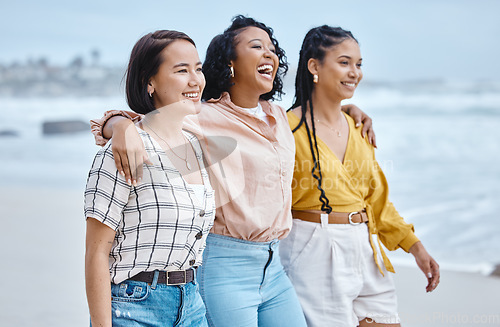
[[290, 110, 352, 166], [137, 127, 210, 190], [216, 92, 272, 116]]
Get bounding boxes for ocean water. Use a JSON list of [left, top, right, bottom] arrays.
[[1, 82, 499, 272], [0, 82, 499, 325]]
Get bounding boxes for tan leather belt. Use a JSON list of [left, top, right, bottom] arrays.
[[292, 209, 368, 225]]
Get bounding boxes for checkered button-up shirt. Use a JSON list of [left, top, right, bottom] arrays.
[[85, 128, 215, 284]]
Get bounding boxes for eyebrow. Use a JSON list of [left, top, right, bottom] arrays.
[[172, 61, 202, 68], [338, 55, 362, 61], [248, 38, 263, 43]]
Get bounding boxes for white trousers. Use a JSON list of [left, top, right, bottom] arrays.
[[280, 218, 400, 327]]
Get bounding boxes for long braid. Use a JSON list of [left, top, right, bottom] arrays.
[[290, 25, 357, 214]]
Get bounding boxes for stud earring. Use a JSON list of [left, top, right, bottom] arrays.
[[229, 66, 235, 78], [313, 74, 319, 84]]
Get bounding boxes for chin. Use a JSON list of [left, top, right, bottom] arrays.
[[192, 101, 202, 114]]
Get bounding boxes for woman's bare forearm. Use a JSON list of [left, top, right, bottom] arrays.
[[102, 116, 132, 140]]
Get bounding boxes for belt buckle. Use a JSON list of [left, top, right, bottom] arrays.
[[348, 211, 361, 225], [166, 269, 187, 286]]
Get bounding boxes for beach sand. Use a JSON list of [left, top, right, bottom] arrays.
[[394, 266, 500, 326], [1, 186, 499, 326]]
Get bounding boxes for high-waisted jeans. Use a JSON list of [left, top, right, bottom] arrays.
[[93, 270, 208, 327], [198, 233, 307, 327]]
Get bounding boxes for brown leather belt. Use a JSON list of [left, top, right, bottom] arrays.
[[292, 209, 368, 225], [129, 268, 196, 286]]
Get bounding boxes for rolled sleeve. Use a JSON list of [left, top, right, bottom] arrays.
[[398, 229, 420, 253], [90, 110, 143, 146]]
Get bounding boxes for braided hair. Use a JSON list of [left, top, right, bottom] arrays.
[[290, 25, 357, 213]]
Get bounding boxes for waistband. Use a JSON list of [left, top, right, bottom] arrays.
[[207, 233, 279, 251], [291, 209, 368, 225]]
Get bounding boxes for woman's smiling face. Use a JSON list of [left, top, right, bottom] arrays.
[[148, 39, 205, 113], [312, 38, 363, 101], [230, 26, 279, 99]]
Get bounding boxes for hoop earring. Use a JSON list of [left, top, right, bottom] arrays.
[[313, 74, 319, 84], [229, 66, 235, 78], [149, 91, 153, 98]]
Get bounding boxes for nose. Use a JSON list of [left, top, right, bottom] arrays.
[[188, 72, 202, 87], [348, 66, 360, 79], [264, 46, 275, 59]]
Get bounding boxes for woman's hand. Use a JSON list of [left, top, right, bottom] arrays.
[[409, 241, 440, 292], [112, 118, 151, 186], [341, 104, 377, 148]]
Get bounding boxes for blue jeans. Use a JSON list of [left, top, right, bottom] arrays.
[[96, 270, 208, 327], [198, 233, 307, 327]]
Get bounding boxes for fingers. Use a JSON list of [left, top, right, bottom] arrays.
[[360, 119, 370, 138], [363, 119, 377, 147], [113, 142, 133, 185], [427, 259, 440, 292], [112, 147, 125, 178], [121, 153, 132, 186], [421, 262, 433, 292], [360, 116, 375, 145], [370, 132, 377, 148], [133, 151, 146, 185], [129, 153, 137, 187]]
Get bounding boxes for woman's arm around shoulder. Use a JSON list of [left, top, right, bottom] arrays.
[[341, 103, 377, 147], [90, 110, 151, 186]]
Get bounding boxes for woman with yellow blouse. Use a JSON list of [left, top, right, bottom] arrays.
[[279, 26, 440, 327]]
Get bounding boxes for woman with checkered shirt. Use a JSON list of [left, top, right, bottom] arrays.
[[84, 30, 214, 327]]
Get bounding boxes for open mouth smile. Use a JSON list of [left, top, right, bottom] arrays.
[[182, 92, 200, 100], [341, 82, 356, 87], [257, 64, 274, 80]]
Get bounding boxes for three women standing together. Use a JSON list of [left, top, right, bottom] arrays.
[[85, 15, 439, 327]]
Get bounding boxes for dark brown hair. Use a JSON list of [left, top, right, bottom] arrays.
[[125, 30, 195, 114]]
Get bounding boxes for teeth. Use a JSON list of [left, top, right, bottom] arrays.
[[342, 82, 356, 87], [183, 92, 199, 98], [257, 64, 273, 73]]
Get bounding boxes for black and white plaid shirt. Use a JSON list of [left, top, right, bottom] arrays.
[[85, 127, 215, 284]]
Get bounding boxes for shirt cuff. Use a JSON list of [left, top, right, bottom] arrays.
[[398, 230, 420, 253], [90, 110, 143, 146]]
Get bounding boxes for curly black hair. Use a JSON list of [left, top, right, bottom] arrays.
[[202, 15, 288, 101], [290, 25, 357, 213]]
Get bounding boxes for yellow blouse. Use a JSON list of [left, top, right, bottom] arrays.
[[288, 110, 419, 274]]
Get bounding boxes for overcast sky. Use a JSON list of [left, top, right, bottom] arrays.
[[1, 0, 499, 82]]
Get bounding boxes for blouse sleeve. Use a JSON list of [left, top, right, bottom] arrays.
[[84, 142, 132, 230], [90, 110, 143, 146], [367, 154, 420, 253]]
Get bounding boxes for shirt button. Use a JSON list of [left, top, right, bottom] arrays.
[[195, 231, 203, 240], [281, 171, 286, 176], [189, 259, 196, 266], [199, 210, 205, 217]]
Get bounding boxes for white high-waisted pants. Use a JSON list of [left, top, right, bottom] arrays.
[[280, 217, 400, 327]]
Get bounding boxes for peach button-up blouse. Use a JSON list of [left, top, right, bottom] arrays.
[[90, 92, 295, 242]]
